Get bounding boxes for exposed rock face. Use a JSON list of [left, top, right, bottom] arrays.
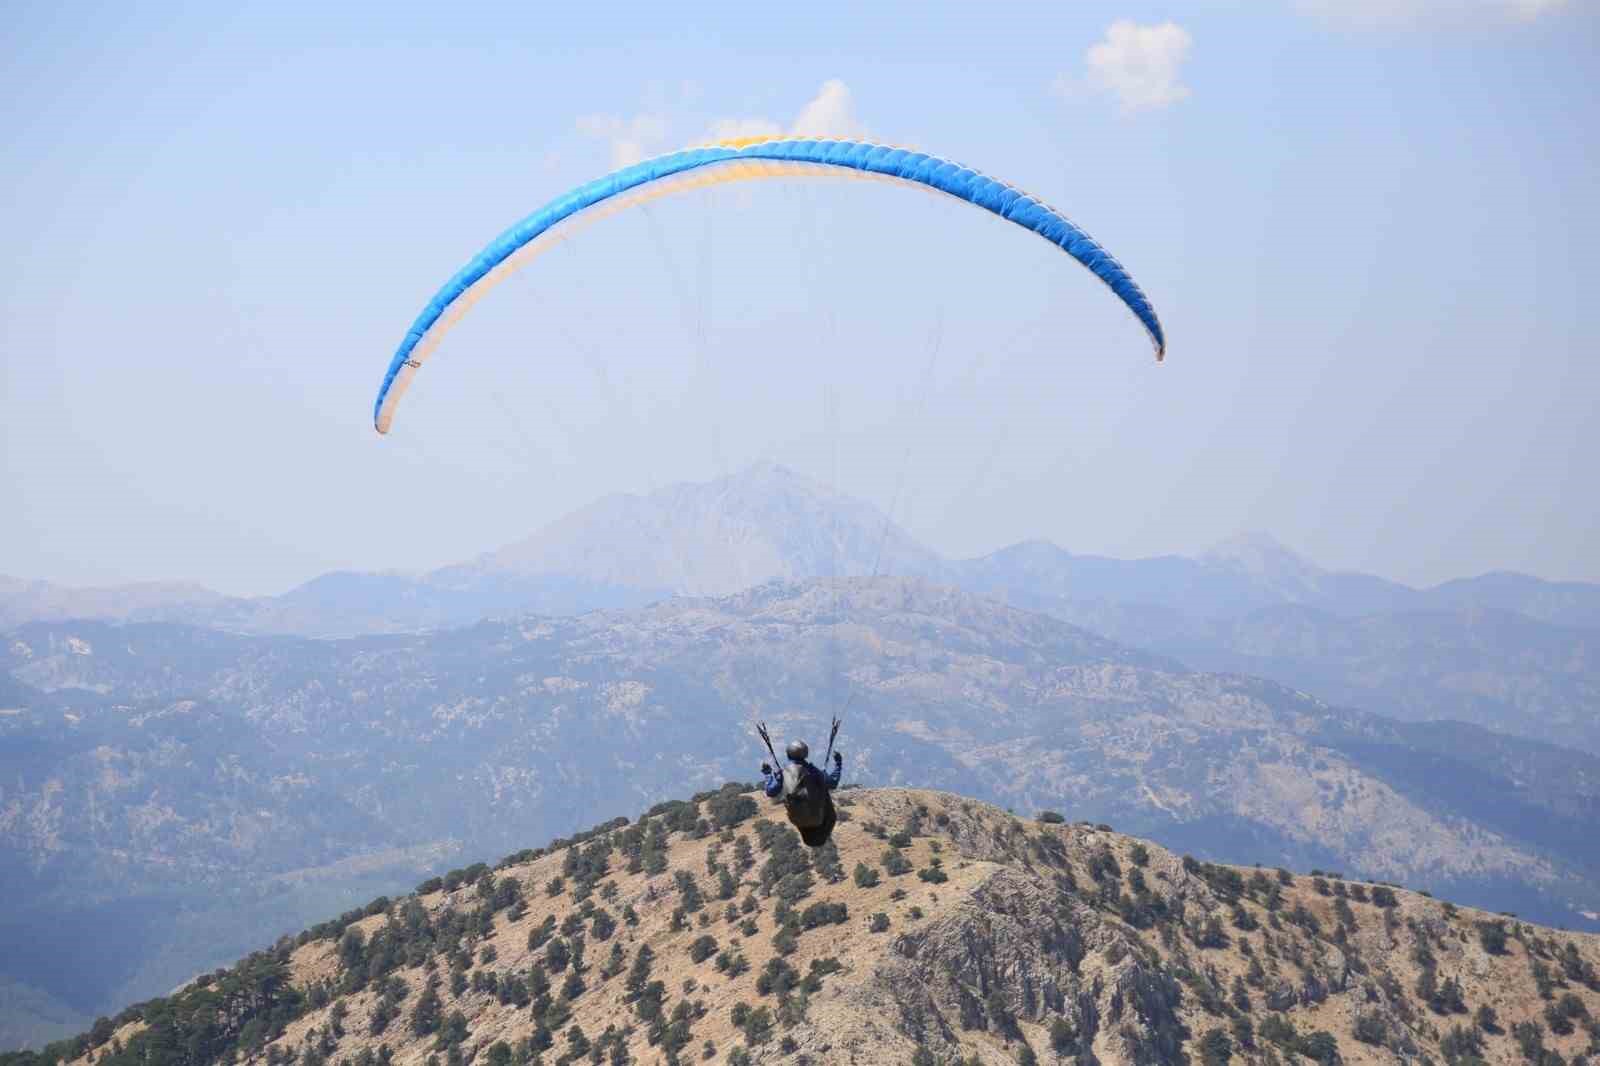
[[879, 869, 1092, 1051]]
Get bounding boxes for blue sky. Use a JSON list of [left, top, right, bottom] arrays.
[[2, 0, 1595, 594]]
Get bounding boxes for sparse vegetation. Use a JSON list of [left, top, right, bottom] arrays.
[[882, 847, 914, 877], [9, 786, 1598, 1066]]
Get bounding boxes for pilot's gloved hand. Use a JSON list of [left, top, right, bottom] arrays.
[[833, 751, 843, 766], [761, 762, 772, 775]]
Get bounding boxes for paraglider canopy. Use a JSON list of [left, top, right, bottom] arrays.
[[373, 136, 1166, 435]]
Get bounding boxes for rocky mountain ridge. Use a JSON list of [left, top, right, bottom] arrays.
[[17, 787, 1600, 1066]]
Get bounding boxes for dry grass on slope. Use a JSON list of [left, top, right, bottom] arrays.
[[67, 787, 1600, 1066]]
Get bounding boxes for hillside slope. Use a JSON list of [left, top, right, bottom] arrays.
[[7, 578, 1600, 1050], [23, 787, 1600, 1066], [7, 580, 1597, 919], [1027, 604, 1600, 758]]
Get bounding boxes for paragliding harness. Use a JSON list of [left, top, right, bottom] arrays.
[[758, 718, 840, 832]]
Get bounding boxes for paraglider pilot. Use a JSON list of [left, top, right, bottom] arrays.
[[760, 733, 842, 848]]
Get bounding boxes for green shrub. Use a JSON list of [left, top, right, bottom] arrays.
[[715, 947, 750, 977], [1478, 921, 1509, 955], [1199, 1027, 1233, 1066], [688, 935, 718, 964], [799, 901, 849, 928], [1353, 1013, 1387, 1045]]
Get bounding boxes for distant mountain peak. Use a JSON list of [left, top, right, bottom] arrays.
[[7, 476, 1597, 640], [459, 463, 942, 596], [1001, 537, 1072, 556], [1203, 530, 1321, 579], [696, 459, 850, 503]]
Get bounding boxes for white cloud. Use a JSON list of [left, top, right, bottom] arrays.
[[575, 112, 669, 169], [789, 79, 869, 138], [1084, 20, 1193, 114], [702, 79, 870, 146], [1295, 0, 1569, 26], [581, 80, 872, 170]]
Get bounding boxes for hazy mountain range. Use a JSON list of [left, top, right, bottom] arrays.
[[7, 464, 1597, 637], [6, 463, 1598, 754]]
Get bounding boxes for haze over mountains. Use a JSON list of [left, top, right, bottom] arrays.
[[6, 463, 1598, 632], [6, 463, 1598, 753], [5, 464, 1600, 1049]]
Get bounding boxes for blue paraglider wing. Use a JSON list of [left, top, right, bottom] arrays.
[[375, 137, 1165, 434]]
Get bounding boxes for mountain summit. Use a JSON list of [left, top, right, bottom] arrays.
[[1203, 531, 1320, 583], [451, 463, 943, 596], [31, 787, 1600, 1066]]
